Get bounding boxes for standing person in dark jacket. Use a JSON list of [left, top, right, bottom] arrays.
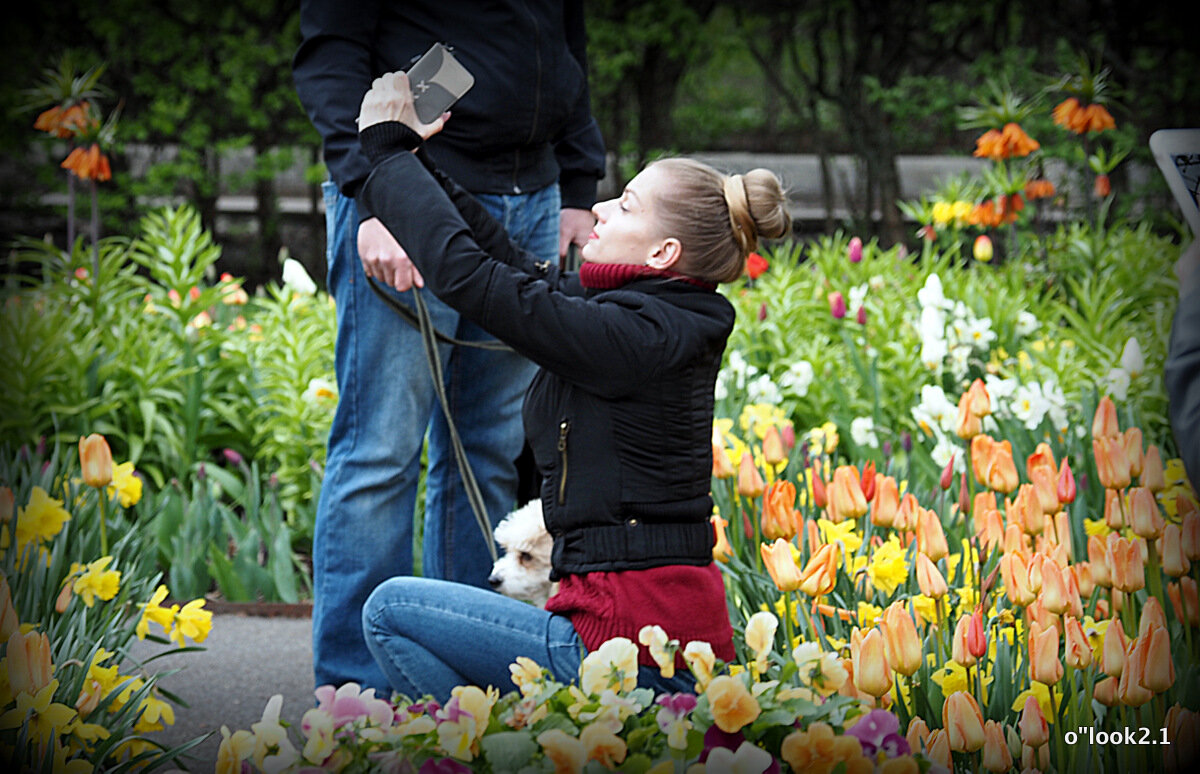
[[353, 73, 792, 700], [292, 2, 606, 693], [1167, 239, 1200, 487]]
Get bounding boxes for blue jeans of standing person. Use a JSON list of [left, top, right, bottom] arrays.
[[313, 181, 558, 693], [362, 577, 700, 701]]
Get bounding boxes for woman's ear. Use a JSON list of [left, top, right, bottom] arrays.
[[646, 237, 682, 270]]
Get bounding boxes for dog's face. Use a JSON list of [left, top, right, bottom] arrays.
[[488, 500, 555, 607]]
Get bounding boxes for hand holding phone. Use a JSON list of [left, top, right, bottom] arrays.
[[357, 44, 474, 137]]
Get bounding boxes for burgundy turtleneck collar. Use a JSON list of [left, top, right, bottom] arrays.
[[578, 261, 717, 291]]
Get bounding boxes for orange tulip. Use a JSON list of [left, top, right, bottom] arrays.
[[61, 143, 113, 182], [881, 601, 922, 676], [978, 508, 1004, 553], [1123, 428, 1145, 479], [871, 475, 900, 528], [827, 465, 868, 523], [1107, 534, 1146, 593], [711, 515, 732, 563], [761, 538, 803, 592], [1142, 445, 1166, 492], [1001, 552, 1036, 606], [1093, 436, 1132, 490], [736, 452, 765, 498], [1183, 512, 1200, 561], [906, 717, 930, 755], [799, 542, 839, 597], [1056, 457, 1076, 504], [1039, 557, 1069, 616], [1119, 635, 1154, 706], [1168, 577, 1200, 627], [6, 629, 54, 697], [1092, 395, 1121, 439], [1018, 693, 1049, 747], [1008, 484, 1043, 536], [1104, 488, 1125, 530], [1141, 625, 1175, 694], [1072, 562, 1095, 600], [711, 440, 734, 479], [893, 493, 920, 532], [78, 433, 114, 489], [860, 461, 877, 502], [1139, 597, 1168, 639], [762, 480, 799, 542], [955, 391, 982, 440], [1163, 524, 1191, 578], [1101, 621, 1129, 678], [853, 628, 892, 698], [965, 378, 991, 417], [981, 720, 1013, 773], [952, 614, 977, 667], [0, 574, 19, 641], [1094, 676, 1119, 706], [1063, 615, 1092, 669], [762, 426, 787, 466], [1028, 620, 1063, 685], [972, 491, 998, 532], [916, 508, 949, 561], [1003, 523, 1029, 560], [810, 464, 827, 509], [925, 729, 952, 769], [943, 691, 986, 752], [916, 552, 948, 598], [1025, 553, 1045, 595], [971, 434, 1019, 493]]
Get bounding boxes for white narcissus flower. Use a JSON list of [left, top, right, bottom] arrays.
[[912, 384, 957, 437], [1103, 368, 1131, 402], [303, 377, 338, 405], [779, 360, 814, 398], [1011, 382, 1051, 430], [850, 416, 879, 449], [1016, 310, 1040, 338], [917, 273, 950, 310], [282, 257, 318, 295], [746, 373, 782, 405], [931, 434, 965, 474], [1120, 337, 1145, 379]]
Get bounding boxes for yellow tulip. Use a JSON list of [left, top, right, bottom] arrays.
[[853, 628, 892, 698]]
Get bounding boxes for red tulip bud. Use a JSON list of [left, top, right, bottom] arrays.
[[856, 306, 867, 325], [1057, 457, 1076, 504], [848, 236, 863, 263], [828, 291, 846, 319], [861, 460, 877, 501], [940, 453, 956, 490], [811, 464, 828, 509], [967, 607, 987, 659]]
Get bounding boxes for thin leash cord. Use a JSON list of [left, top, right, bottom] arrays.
[[366, 275, 503, 563]]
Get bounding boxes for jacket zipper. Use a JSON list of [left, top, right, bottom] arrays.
[[557, 419, 570, 505], [514, 0, 542, 193]]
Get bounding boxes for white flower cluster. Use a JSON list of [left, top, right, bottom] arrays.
[[1101, 337, 1146, 402], [915, 274, 998, 380], [715, 350, 805, 405]]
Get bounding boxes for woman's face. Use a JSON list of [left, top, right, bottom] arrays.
[[581, 165, 674, 266]]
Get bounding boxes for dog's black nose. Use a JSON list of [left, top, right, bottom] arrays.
[[487, 574, 502, 589]]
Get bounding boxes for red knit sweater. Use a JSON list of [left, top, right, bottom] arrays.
[[545, 563, 735, 668]]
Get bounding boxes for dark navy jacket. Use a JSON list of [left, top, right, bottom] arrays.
[[293, 0, 606, 216], [358, 127, 727, 578]]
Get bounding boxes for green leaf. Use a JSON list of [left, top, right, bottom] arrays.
[[479, 731, 538, 771]]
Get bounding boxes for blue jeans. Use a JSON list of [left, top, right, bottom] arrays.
[[362, 577, 699, 701], [313, 181, 559, 693]]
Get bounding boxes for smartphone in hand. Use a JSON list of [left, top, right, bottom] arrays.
[[407, 43, 475, 124]]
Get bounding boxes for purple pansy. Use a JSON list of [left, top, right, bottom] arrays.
[[846, 709, 910, 758]]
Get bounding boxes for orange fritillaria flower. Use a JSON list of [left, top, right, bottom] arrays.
[[973, 122, 1041, 161], [61, 143, 112, 182], [34, 101, 91, 138], [1024, 179, 1056, 200], [1053, 97, 1116, 134], [745, 252, 768, 279]]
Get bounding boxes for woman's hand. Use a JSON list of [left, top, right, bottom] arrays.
[[357, 71, 448, 140]]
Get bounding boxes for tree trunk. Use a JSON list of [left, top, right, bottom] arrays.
[[254, 142, 283, 269]]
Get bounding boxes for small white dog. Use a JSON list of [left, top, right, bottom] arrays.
[[488, 499, 557, 607]]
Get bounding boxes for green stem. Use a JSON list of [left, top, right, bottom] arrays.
[[1050, 681, 1066, 773], [98, 487, 108, 556], [782, 591, 796, 652]]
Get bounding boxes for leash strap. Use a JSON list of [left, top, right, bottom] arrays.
[[366, 275, 502, 563]]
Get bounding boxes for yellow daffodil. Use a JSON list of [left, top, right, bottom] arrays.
[[818, 518, 863, 562], [69, 556, 121, 607], [15, 486, 71, 549], [739, 403, 791, 441], [1011, 683, 1055, 721], [171, 598, 213, 646], [107, 462, 143, 507], [1084, 518, 1113, 538], [931, 661, 992, 704], [137, 585, 175, 640], [866, 537, 909, 597], [856, 602, 883, 628], [807, 422, 840, 457], [0, 680, 75, 746], [133, 690, 176, 733]]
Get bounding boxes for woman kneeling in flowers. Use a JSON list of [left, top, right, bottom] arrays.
[[354, 72, 791, 700]]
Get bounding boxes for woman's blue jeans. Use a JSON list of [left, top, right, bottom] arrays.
[[313, 181, 558, 693], [362, 577, 699, 701]]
